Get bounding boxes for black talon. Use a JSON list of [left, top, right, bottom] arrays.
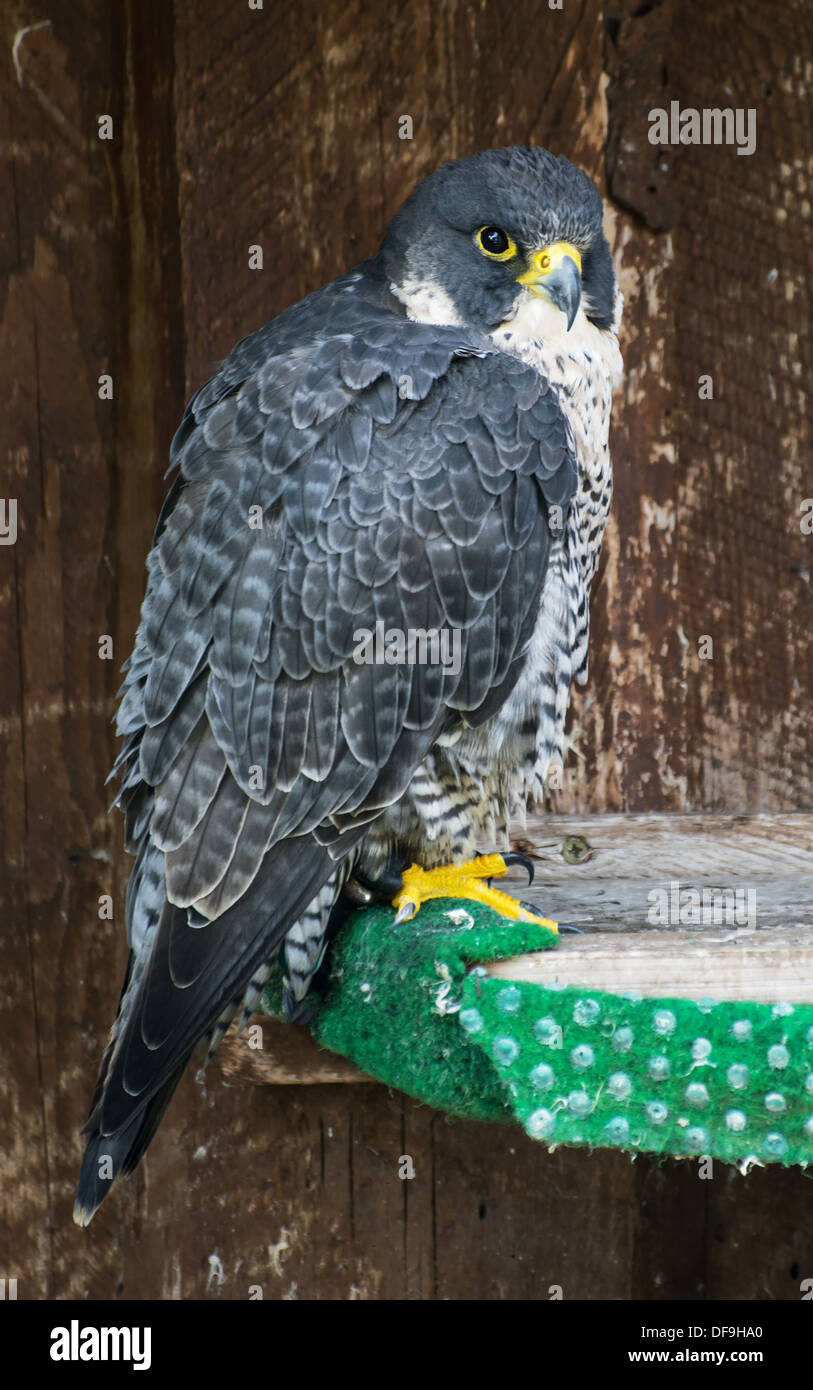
[[518, 901, 580, 931], [350, 855, 406, 899], [503, 850, 535, 886]]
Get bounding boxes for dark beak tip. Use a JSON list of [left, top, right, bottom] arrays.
[[542, 255, 582, 332]]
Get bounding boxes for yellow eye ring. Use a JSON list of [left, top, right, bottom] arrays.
[[476, 226, 518, 261]]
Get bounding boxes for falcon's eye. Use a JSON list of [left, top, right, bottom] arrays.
[[476, 226, 517, 261]]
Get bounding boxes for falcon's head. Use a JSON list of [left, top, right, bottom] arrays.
[[380, 145, 616, 337]]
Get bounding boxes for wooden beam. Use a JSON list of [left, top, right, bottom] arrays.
[[487, 926, 813, 1003], [219, 814, 813, 1083], [500, 811, 813, 1001], [218, 1019, 371, 1087], [510, 811, 813, 933]]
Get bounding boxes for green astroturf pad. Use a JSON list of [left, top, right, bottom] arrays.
[[261, 900, 813, 1168]]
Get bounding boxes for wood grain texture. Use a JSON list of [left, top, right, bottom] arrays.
[[218, 1019, 370, 1085], [513, 809, 813, 932], [2, 0, 812, 1301], [490, 926, 813, 1001], [220, 811, 813, 1085], [670, 3, 813, 814], [0, 0, 123, 1303], [602, 0, 813, 814]]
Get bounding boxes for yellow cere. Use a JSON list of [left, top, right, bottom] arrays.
[[517, 240, 582, 285]]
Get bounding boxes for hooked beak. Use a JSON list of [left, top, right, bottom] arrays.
[[516, 240, 582, 331]]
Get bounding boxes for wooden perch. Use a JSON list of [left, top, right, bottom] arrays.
[[218, 1019, 371, 1087], [512, 810, 813, 935], [218, 811, 813, 1085], [488, 925, 813, 1002]]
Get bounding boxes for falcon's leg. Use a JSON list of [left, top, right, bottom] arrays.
[[350, 857, 406, 898], [283, 899, 350, 1025], [391, 852, 559, 932], [282, 870, 349, 1023], [286, 859, 409, 1023]]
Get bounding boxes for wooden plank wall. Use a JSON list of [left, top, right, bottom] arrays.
[[1, 0, 811, 1299]]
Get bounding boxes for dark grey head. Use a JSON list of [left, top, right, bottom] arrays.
[[379, 145, 616, 334]]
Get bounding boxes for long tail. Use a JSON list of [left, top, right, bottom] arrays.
[[73, 834, 346, 1227]]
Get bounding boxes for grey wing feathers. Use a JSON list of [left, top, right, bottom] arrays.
[[75, 264, 577, 1221]]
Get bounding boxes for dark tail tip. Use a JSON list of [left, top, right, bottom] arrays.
[[73, 1070, 184, 1227], [73, 1130, 127, 1227]]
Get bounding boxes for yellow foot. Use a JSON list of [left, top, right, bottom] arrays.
[[391, 853, 559, 932]]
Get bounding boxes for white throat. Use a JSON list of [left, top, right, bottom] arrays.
[[493, 287, 623, 390]]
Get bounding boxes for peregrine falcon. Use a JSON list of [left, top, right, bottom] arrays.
[[75, 145, 622, 1225]]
